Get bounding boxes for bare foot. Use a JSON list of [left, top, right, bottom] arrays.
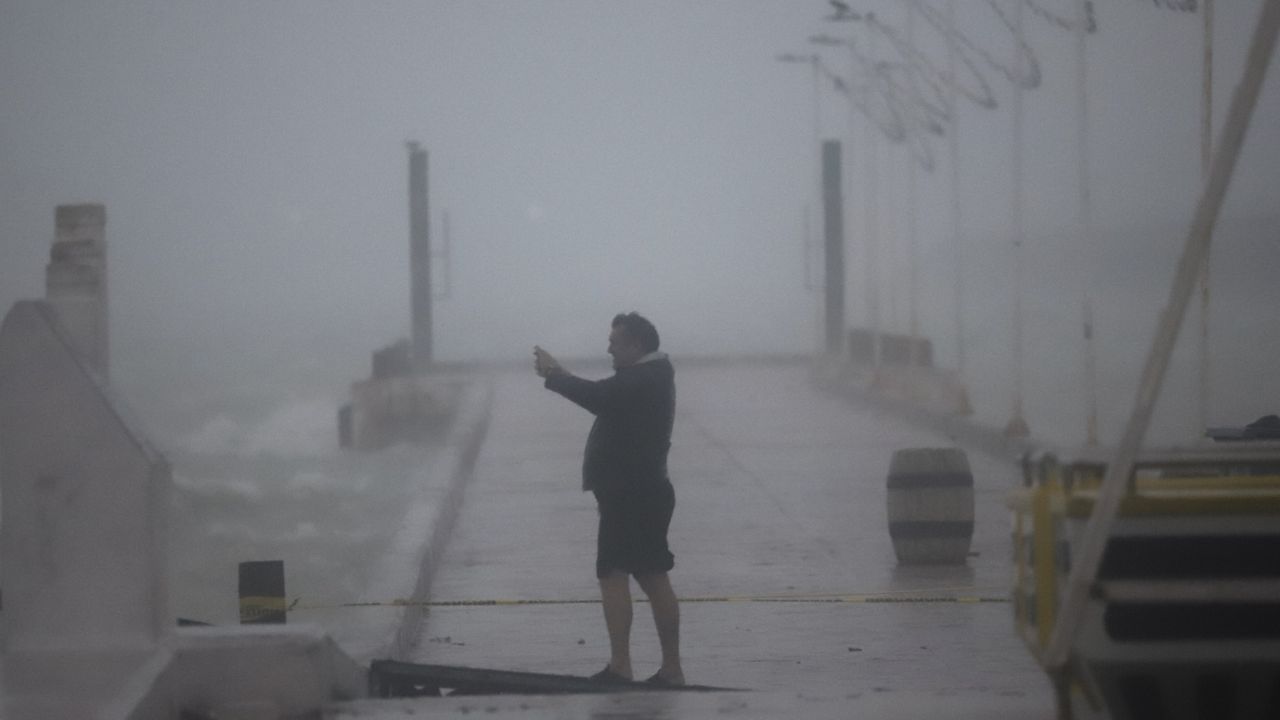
[[645, 669, 685, 686]]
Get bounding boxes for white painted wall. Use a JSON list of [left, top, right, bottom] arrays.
[[0, 300, 368, 718], [0, 300, 168, 653]]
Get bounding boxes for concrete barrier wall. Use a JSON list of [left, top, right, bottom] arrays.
[[0, 301, 169, 654], [328, 377, 494, 663]]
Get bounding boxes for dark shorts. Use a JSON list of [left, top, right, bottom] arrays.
[[594, 479, 675, 579]]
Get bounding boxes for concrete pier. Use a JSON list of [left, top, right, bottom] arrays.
[[333, 363, 1056, 717]]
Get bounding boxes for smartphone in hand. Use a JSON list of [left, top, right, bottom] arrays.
[[533, 345, 555, 377]]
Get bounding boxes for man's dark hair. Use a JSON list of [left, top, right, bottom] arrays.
[[612, 312, 660, 353]]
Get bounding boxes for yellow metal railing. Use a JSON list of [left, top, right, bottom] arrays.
[[1007, 449, 1280, 661], [1008, 452, 1068, 660]]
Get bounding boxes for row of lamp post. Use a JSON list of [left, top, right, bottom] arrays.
[[779, 1, 985, 423], [776, 0, 1217, 443]]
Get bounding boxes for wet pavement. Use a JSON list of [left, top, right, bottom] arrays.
[[332, 689, 1050, 719], [333, 361, 1056, 717]]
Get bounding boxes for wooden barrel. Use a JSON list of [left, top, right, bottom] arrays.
[[887, 448, 974, 565]]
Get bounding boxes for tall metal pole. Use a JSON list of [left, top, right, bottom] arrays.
[[803, 205, 815, 291], [865, 80, 884, 371], [812, 57, 826, 357], [947, 0, 968, 399], [779, 52, 826, 356], [1045, 0, 1280, 671], [440, 209, 452, 301], [906, 6, 921, 371], [1197, 0, 1215, 435], [1005, 0, 1030, 438], [408, 141, 433, 370], [823, 140, 847, 357], [1077, 0, 1099, 446], [842, 68, 861, 334]]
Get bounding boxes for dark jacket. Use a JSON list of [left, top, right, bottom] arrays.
[[544, 354, 675, 495]]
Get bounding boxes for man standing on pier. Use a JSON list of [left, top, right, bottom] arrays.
[[533, 312, 685, 686]]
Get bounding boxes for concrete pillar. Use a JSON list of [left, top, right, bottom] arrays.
[[822, 140, 846, 357], [0, 301, 169, 654], [45, 204, 109, 381], [408, 143, 432, 370]]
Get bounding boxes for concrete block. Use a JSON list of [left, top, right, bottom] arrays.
[[46, 203, 108, 379], [113, 626, 366, 720]]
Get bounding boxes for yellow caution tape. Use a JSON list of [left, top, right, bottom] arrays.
[[239, 594, 288, 622], [290, 590, 1009, 612]]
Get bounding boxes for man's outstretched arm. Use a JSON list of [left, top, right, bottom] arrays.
[[534, 345, 636, 415], [547, 371, 645, 416]]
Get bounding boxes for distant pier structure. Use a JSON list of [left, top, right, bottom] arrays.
[[339, 143, 458, 450], [822, 140, 845, 357], [408, 141, 432, 370], [45, 203, 109, 380]]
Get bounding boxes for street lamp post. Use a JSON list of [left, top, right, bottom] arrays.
[[1075, 0, 1100, 446], [820, 7, 942, 381], [1198, 0, 1215, 436], [946, 0, 973, 414], [810, 33, 883, 372], [1004, 0, 1031, 438], [777, 52, 826, 356], [905, 5, 921, 374]]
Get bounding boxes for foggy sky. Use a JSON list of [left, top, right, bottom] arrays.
[[2, 1, 1278, 442]]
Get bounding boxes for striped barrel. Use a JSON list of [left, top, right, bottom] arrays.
[[887, 448, 974, 565]]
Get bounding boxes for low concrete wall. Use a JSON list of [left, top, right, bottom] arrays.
[[110, 626, 365, 720], [813, 356, 1038, 462], [108, 382, 494, 718], [0, 296, 499, 716], [329, 378, 494, 663]]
